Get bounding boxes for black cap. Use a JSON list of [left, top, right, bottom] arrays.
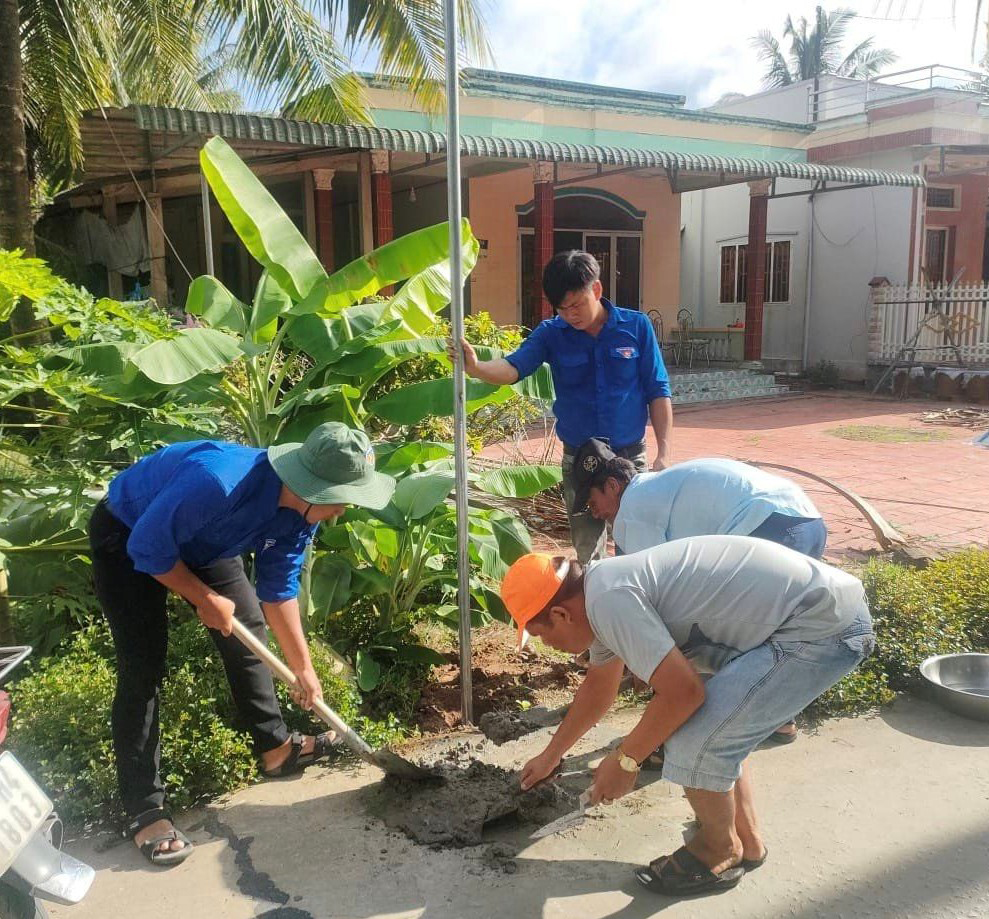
[[571, 438, 618, 512]]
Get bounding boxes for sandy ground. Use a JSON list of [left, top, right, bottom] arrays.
[[50, 695, 989, 919]]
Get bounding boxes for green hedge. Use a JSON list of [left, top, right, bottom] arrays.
[[811, 549, 989, 715], [9, 616, 404, 821]]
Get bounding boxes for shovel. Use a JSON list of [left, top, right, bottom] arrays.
[[230, 620, 434, 782]]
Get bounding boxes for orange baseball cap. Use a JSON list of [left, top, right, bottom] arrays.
[[501, 553, 570, 649]]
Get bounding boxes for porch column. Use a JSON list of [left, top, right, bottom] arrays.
[[370, 151, 393, 248], [533, 161, 554, 321], [145, 194, 167, 306], [358, 152, 374, 255], [101, 192, 124, 299], [744, 180, 770, 362], [312, 168, 335, 272]]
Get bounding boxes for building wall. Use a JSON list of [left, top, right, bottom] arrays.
[[923, 172, 989, 282], [808, 149, 915, 379], [680, 149, 917, 378], [467, 169, 680, 328], [680, 178, 811, 371]]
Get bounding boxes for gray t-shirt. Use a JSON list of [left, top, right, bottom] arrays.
[[586, 535, 867, 682]]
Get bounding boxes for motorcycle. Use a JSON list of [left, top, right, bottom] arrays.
[[0, 647, 94, 918]]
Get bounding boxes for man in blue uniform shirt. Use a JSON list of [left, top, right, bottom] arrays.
[[87, 423, 394, 866], [451, 250, 673, 562]]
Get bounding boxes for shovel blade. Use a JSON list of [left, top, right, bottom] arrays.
[[365, 750, 437, 782]]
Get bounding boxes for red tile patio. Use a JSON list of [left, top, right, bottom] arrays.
[[482, 393, 989, 562]]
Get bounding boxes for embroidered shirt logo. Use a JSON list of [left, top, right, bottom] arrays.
[[262, 538, 277, 552], [615, 346, 637, 359], [582, 455, 599, 473]]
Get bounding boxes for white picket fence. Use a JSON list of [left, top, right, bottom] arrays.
[[869, 283, 989, 365]]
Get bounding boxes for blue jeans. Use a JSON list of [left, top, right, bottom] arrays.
[[748, 512, 828, 559], [662, 607, 874, 792]]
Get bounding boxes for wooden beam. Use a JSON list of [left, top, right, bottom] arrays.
[[145, 194, 168, 306]]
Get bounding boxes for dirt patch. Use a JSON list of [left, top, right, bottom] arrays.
[[415, 624, 581, 734], [362, 745, 570, 848]]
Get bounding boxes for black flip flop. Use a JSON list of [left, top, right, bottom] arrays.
[[641, 744, 665, 772], [634, 845, 745, 897], [741, 847, 768, 872], [138, 828, 194, 867], [263, 730, 339, 778], [767, 727, 798, 745]]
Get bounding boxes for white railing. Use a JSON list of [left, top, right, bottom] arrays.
[[808, 64, 987, 122], [869, 283, 989, 365]]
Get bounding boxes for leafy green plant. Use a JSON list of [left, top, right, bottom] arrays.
[[8, 615, 404, 820], [310, 459, 561, 691], [808, 550, 989, 716]]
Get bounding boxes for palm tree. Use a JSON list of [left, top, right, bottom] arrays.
[[0, 0, 490, 317], [753, 6, 897, 89]]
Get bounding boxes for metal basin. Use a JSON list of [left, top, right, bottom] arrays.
[[919, 653, 989, 722]]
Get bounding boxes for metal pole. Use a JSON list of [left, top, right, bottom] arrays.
[[201, 170, 215, 276], [443, 0, 473, 725]]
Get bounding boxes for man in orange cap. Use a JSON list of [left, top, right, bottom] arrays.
[[501, 539, 873, 898]]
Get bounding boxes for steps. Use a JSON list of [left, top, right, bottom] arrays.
[[669, 369, 793, 405]]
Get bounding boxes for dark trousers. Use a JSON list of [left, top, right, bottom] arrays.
[[748, 512, 828, 560], [88, 501, 289, 821], [562, 440, 649, 563]]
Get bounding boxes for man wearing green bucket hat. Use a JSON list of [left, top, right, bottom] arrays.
[[87, 423, 394, 867]]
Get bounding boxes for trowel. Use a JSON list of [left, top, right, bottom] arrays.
[[529, 790, 592, 839], [231, 620, 434, 781]]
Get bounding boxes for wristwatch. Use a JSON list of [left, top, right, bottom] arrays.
[[615, 746, 640, 773]]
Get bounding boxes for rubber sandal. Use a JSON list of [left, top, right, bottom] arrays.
[[741, 847, 768, 872], [138, 828, 193, 866], [767, 726, 798, 745], [641, 745, 665, 772], [263, 731, 338, 778], [634, 845, 745, 897]]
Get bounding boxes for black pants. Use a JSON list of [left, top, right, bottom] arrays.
[[88, 501, 290, 821]]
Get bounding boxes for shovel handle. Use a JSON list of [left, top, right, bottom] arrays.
[[229, 619, 372, 757]]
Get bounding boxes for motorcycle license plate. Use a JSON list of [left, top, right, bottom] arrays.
[[0, 752, 53, 875]]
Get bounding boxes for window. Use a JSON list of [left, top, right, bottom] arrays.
[[719, 241, 791, 304], [719, 246, 736, 302], [926, 186, 957, 209]]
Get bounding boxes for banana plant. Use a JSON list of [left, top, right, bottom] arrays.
[[309, 460, 560, 691]]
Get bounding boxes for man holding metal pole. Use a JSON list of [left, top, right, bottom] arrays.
[[450, 250, 673, 563]]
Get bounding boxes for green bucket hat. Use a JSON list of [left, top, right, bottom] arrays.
[[268, 423, 395, 509]]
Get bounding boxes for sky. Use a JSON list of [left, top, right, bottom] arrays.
[[472, 0, 987, 108]]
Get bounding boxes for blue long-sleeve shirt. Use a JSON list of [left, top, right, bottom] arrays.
[[505, 300, 671, 449], [106, 441, 317, 603]]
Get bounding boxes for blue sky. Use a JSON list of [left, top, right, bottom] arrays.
[[470, 0, 985, 107]]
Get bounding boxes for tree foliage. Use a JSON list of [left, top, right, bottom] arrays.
[[753, 6, 897, 89]]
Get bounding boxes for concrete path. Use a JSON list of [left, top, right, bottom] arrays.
[[51, 696, 989, 919]]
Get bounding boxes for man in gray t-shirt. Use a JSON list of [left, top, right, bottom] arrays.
[[500, 536, 873, 899]]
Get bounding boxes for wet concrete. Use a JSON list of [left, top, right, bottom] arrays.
[[362, 746, 570, 847], [477, 705, 566, 745]]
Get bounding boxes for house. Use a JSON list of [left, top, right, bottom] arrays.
[[680, 66, 989, 380], [46, 68, 924, 396]]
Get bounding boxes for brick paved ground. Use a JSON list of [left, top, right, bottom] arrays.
[[482, 392, 989, 562]]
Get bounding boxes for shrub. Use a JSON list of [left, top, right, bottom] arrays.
[[805, 359, 841, 388], [8, 614, 405, 821], [367, 311, 541, 451], [809, 550, 989, 717]]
